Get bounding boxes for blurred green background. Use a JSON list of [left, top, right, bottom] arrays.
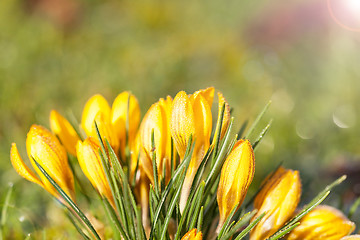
[[1, 0, 360, 238]]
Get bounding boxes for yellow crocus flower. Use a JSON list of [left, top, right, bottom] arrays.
[[111, 91, 141, 159], [171, 87, 214, 212], [217, 139, 255, 231], [181, 228, 203, 240], [10, 125, 75, 202], [81, 94, 119, 154], [287, 205, 355, 240], [49, 110, 80, 156], [76, 137, 115, 208], [250, 167, 301, 240], [139, 96, 173, 185]]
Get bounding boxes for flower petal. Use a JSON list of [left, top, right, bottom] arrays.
[[50, 110, 80, 156], [26, 125, 75, 201], [10, 143, 43, 187], [171, 91, 195, 159], [81, 94, 111, 137], [77, 137, 114, 207], [111, 91, 141, 154]]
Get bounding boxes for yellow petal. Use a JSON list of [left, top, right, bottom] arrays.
[[158, 96, 174, 162], [94, 112, 119, 154], [81, 94, 111, 137], [10, 143, 43, 187], [140, 101, 170, 184], [171, 91, 195, 159], [217, 92, 230, 140], [250, 167, 301, 240], [191, 93, 212, 162], [190, 87, 215, 107], [76, 137, 114, 208], [111, 91, 141, 155], [217, 140, 255, 229], [181, 229, 203, 240], [287, 205, 355, 240], [50, 110, 80, 156], [26, 125, 75, 201]]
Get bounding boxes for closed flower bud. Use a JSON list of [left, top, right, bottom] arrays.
[[250, 167, 301, 240], [50, 110, 80, 156], [10, 125, 75, 202], [111, 91, 141, 159], [139, 96, 173, 185], [171, 87, 214, 212], [217, 139, 255, 231], [81, 95, 119, 154], [287, 205, 355, 240], [76, 137, 115, 208], [181, 229, 203, 240]]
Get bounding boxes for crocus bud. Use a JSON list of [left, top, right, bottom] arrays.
[[81, 94, 119, 154], [10, 125, 75, 202], [50, 110, 80, 156], [181, 229, 203, 240], [287, 205, 355, 240], [111, 91, 141, 159], [217, 139, 255, 231], [250, 167, 301, 240], [341, 235, 360, 240], [171, 88, 214, 212], [139, 96, 173, 185], [76, 137, 115, 208]]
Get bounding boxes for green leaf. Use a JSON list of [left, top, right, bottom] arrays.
[[244, 101, 271, 139], [217, 204, 239, 239], [348, 196, 360, 219], [266, 223, 300, 240], [221, 210, 257, 240], [234, 212, 265, 240], [252, 119, 272, 150], [150, 135, 194, 240], [32, 159, 101, 240]]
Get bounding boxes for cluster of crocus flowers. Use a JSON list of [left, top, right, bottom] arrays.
[[9, 87, 358, 240]]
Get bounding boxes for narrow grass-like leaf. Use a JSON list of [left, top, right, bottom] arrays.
[[65, 209, 91, 240], [33, 159, 101, 240], [211, 103, 226, 168], [153, 136, 194, 240], [237, 120, 248, 139], [151, 129, 160, 197], [217, 204, 239, 240], [244, 101, 271, 139], [0, 183, 13, 228], [221, 210, 257, 240], [266, 222, 300, 240], [252, 119, 272, 150], [234, 212, 265, 240], [197, 206, 204, 232], [189, 182, 206, 230], [102, 198, 130, 240], [160, 169, 187, 240], [348, 196, 360, 219], [204, 118, 234, 196]]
